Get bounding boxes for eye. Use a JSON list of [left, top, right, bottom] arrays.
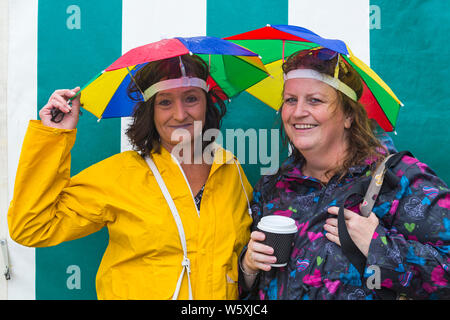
[[185, 95, 199, 104], [283, 97, 297, 105], [308, 97, 323, 105], [156, 99, 171, 107]]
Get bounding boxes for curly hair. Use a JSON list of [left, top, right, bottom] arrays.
[[280, 49, 387, 180], [126, 54, 227, 156]]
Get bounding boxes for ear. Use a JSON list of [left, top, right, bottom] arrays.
[[344, 115, 353, 129]]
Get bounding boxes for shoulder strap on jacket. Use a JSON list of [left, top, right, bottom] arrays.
[[380, 151, 414, 191], [360, 154, 395, 217], [384, 150, 413, 169], [337, 151, 413, 299]]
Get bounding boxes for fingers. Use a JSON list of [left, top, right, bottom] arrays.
[[243, 231, 276, 272], [324, 218, 338, 233], [324, 207, 379, 253], [250, 231, 275, 256], [250, 231, 266, 242], [39, 87, 81, 129], [324, 217, 340, 246], [325, 229, 341, 246], [51, 93, 72, 113], [42, 89, 80, 114], [327, 206, 358, 219], [69, 87, 82, 109], [248, 252, 276, 272]]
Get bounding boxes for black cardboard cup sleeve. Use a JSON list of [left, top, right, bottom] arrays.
[[257, 215, 298, 267]]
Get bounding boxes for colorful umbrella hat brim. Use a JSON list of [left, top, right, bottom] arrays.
[[225, 25, 403, 131], [342, 52, 403, 132], [243, 50, 402, 131], [243, 51, 403, 131], [78, 36, 269, 119]]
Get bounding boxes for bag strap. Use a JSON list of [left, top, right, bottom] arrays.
[[145, 156, 193, 300], [360, 154, 395, 217], [337, 185, 367, 276], [338, 151, 413, 299], [338, 154, 394, 275]]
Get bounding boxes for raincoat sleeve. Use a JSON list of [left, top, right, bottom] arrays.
[[8, 120, 115, 247], [366, 155, 450, 299]]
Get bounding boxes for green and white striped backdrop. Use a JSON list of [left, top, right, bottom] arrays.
[[1, 0, 448, 299]]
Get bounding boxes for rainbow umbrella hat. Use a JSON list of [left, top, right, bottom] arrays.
[[77, 36, 269, 119], [225, 24, 403, 132]]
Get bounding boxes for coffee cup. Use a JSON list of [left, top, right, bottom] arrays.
[[257, 215, 298, 267]]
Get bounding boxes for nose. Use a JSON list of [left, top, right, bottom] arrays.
[[291, 99, 310, 117], [172, 99, 188, 122]]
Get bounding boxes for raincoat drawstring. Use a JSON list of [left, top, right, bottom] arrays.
[[146, 156, 194, 300], [233, 159, 252, 216], [173, 256, 193, 300]]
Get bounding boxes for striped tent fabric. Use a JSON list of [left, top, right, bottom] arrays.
[[1, 0, 448, 300]]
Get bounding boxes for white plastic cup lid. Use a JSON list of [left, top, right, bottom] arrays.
[[257, 215, 298, 234]]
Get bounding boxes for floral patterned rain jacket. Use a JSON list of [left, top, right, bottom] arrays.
[[242, 153, 450, 300]]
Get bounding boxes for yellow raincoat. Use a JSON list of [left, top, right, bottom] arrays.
[[8, 120, 253, 300]]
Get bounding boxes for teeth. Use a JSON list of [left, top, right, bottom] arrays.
[[294, 124, 317, 129]]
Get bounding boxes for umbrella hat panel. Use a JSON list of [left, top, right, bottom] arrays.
[[100, 64, 147, 118], [346, 49, 402, 106], [271, 24, 349, 55], [246, 59, 284, 109], [105, 39, 189, 72], [176, 36, 260, 56], [80, 68, 132, 118], [343, 56, 400, 132], [77, 36, 269, 119]]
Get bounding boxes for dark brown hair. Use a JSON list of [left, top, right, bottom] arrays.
[[126, 54, 226, 155], [280, 49, 387, 179]]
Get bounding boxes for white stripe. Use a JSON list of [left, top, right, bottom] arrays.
[[288, 0, 371, 65], [5, 0, 38, 300], [0, 0, 9, 300], [120, 0, 207, 152]]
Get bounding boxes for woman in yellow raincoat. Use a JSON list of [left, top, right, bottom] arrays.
[[8, 55, 253, 300]]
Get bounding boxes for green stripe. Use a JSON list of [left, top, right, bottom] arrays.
[[207, 0, 289, 186], [229, 40, 319, 64], [197, 54, 268, 97], [37, 0, 122, 299], [370, 0, 450, 184]]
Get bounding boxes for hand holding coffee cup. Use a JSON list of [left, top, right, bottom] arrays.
[[257, 216, 297, 267], [243, 231, 276, 273], [243, 215, 298, 273]]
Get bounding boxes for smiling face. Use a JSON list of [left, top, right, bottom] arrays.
[[281, 77, 352, 158], [153, 86, 207, 152]]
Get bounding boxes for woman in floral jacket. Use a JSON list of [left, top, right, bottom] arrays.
[[239, 48, 449, 300]]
